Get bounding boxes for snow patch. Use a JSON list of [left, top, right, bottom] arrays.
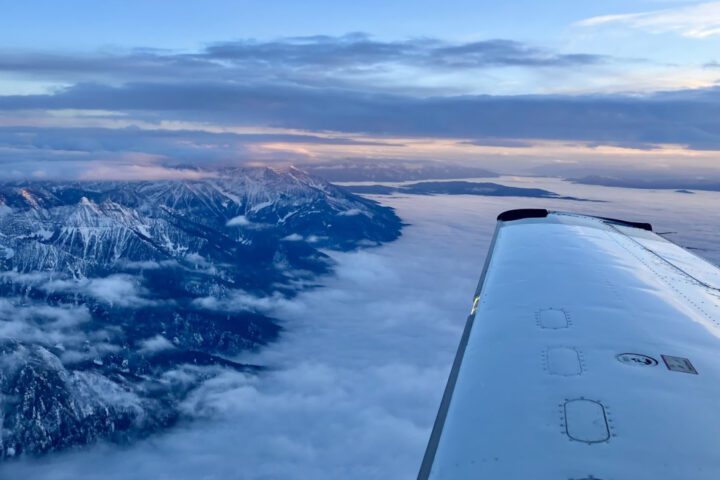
[[282, 234, 303, 242], [135, 225, 152, 238], [250, 201, 273, 213], [0, 205, 13, 217], [226, 215, 251, 227], [0, 246, 14, 259], [36, 228, 53, 240], [337, 208, 363, 217]]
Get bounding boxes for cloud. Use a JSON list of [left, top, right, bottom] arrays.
[[0, 34, 715, 178], [0, 273, 156, 359], [429, 39, 605, 68], [77, 163, 215, 181], [0, 184, 719, 479], [0, 125, 393, 157], [139, 335, 176, 354], [192, 290, 291, 314], [577, 2, 720, 38], [203, 34, 608, 70], [0, 34, 608, 86], [0, 124, 404, 178], [42, 274, 154, 308], [6, 83, 720, 150], [0, 34, 713, 178], [0, 298, 92, 348]]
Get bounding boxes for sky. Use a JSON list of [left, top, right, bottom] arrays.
[[1, 0, 720, 178]]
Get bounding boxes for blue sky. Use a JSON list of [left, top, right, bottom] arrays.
[[2, 0, 716, 65], [1, 0, 720, 178], [0, 1, 609, 49], [0, 1, 705, 48]]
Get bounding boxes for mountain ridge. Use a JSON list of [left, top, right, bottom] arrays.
[[0, 166, 402, 458]]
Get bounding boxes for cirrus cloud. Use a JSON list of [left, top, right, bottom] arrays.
[[577, 2, 720, 38]]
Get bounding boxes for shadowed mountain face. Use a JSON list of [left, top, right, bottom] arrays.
[[0, 167, 402, 458]]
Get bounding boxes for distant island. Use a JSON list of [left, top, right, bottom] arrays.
[[571, 175, 720, 192], [342, 180, 593, 201]]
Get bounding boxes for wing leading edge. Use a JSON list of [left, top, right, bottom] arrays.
[[419, 209, 720, 479]]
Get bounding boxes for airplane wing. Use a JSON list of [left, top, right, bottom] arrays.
[[418, 209, 720, 479]]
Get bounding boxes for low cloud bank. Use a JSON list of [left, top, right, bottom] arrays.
[[0, 194, 494, 479]]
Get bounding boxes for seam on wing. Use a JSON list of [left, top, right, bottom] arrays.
[[607, 223, 720, 294], [604, 224, 718, 328]]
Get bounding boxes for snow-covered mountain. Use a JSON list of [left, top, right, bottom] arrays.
[[0, 167, 402, 458], [0, 167, 399, 278]]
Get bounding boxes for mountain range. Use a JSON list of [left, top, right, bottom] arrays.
[[0, 167, 402, 458]]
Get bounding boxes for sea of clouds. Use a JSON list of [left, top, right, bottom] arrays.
[[1, 179, 718, 479]]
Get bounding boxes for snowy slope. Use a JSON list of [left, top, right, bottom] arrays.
[[0, 167, 402, 458]]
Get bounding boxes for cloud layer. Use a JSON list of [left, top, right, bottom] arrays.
[[3, 84, 720, 169], [0, 34, 608, 84], [0, 32, 717, 178], [578, 2, 720, 38]]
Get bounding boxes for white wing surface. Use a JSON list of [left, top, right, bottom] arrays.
[[418, 209, 720, 479]]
